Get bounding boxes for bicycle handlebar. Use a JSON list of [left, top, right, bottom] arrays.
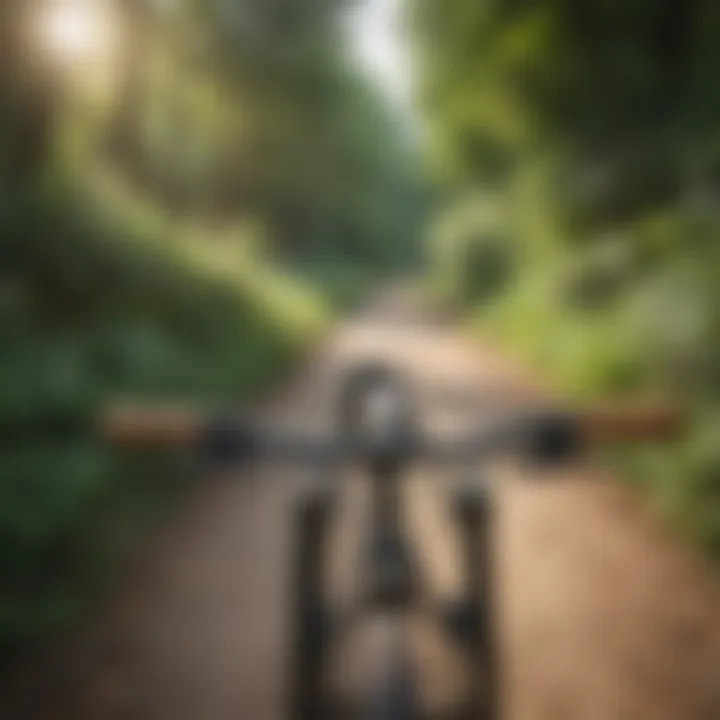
[[578, 405, 683, 442], [102, 406, 204, 448], [99, 402, 684, 465]]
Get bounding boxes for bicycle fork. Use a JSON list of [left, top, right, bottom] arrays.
[[290, 484, 334, 720], [448, 478, 497, 720], [288, 475, 498, 720]]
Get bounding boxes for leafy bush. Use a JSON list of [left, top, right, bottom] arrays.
[[477, 204, 720, 555], [0, 172, 326, 654], [413, 0, 720, 560], [429, 194, 513, 310]]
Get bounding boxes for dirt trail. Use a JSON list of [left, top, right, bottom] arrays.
[[4, 290, 719, 719]]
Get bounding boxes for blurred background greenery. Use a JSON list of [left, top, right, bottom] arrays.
[[1, 0, 719, 660], [412, 0, 720, 557], [0, 0, 424, 655]]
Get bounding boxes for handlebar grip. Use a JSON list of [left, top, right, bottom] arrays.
[[101, 405, 204, 448], [578, 405, 684, 443]]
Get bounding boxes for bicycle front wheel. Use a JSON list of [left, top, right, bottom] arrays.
[[360, 617, 421, 720]]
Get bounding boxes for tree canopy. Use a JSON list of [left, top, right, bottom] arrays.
[[0, 0, 425, 652]]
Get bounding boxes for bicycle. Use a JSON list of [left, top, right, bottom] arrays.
[[101, 361, 680, 719]]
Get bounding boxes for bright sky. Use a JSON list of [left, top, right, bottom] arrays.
[[347, 0, 414, 116]]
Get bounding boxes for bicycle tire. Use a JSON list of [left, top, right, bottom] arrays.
[[360, 619, 421, 720]]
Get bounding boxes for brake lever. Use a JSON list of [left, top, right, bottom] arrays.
[[517, 411, 584, 466], [201, 411, 259, 466]]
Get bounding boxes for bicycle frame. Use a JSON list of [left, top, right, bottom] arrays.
[[290, 436, 498, 720], [95, 366, 681, 719]]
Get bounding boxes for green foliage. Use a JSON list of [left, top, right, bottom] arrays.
[[0, 171, 326, 653], [413, 0, 720, 557], [291, 259, 375, 311], [429, 193, 513, 309], [0, 0, 424, 657], [0, 0, 428, 657], [103, 0, 424, 271]]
